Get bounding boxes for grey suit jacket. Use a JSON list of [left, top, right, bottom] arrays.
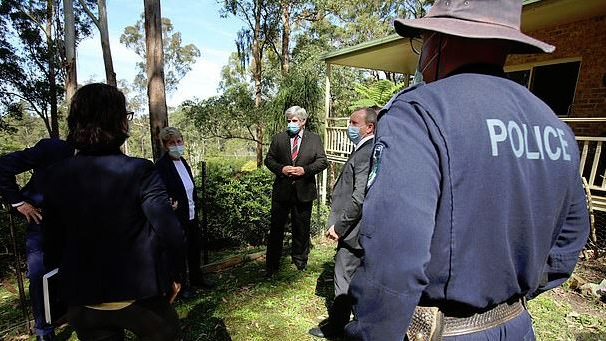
[[328, 137, 373, 250]]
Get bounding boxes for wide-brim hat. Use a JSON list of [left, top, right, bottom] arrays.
[[394, 0, 554, 54]]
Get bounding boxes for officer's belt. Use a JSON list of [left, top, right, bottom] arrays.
[[441, 299, 525, 337], [407, 298, 525, 340]]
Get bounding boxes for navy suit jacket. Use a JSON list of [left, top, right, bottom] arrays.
[[155, 153, 198, 226], [264, 129, 328, 202], [43, 151, 186, 305], [0, 138, 74, 207]]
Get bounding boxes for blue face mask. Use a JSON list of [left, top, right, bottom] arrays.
[[168, 145, 184, 159], [287, 122, 300, 135], [347, 125, 362, 144]]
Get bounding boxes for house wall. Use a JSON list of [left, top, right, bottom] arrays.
[[507, 15, 606, 136]]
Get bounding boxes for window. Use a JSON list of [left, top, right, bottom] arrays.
[[505, 59, 581, 117]]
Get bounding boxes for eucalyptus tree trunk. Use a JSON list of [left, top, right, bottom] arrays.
[[280, 0, 290, 75], [47, 0, 59, 138], [77, 0, 117, 86], [98, 0, 116, 86], [63, 0, 77, 102], [144, 0, 168, 161], [253, 1, 263, 168]]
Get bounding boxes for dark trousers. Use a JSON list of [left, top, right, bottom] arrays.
[[26, 223, 53, 336], [183, 219, 202, 283], [67, 296, 180, 341], [266, 198, 313, 271], [329, 246, 362, 328]]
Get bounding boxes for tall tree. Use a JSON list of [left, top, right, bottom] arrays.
[[120, 15, 200, 95], [143, 0, 168, 161], [77, 0, 116, 86], [223, 0, 280, 167], [63, 0, 77, 101], [46, 0, 59, 137], [0, 0, 95, 137]]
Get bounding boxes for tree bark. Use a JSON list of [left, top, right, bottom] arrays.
[[47, 0, 59, 138], [253, 0, 263, 168], [144, 0, 168, 161], [280, 0, 290, 76], [77, 0, 117, 86], [98, 0, 116, 86], [63, 0, 77, 102]]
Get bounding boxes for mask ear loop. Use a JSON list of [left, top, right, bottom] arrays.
[[435, 33, 443, 82]]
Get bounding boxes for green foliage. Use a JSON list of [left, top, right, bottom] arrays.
[[182, 82, 259, 144], [203, 157, 329, 249], [0, 0, 96, 136], [349, 79, 406, 110], [204, 158, 273, 248], [264, 67, 323, 137], [0, 209, 26, 278], [120, 15, 201, 103]]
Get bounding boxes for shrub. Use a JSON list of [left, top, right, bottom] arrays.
[[202, 161, 273, 248], [200, 158, 330, 249]]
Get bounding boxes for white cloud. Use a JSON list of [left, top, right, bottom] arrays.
[[77, 32, 231, 107], [76, 33, 140, 83], [167, 57, 223, 106]]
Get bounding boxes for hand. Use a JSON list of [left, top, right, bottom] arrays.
[[170, 198, 178, 211], [290, 166, 305, 177], [169, 281, 181, 304], [326, 225, 339, 241], [281, 166, 293, 176], [16, 203, 42, 224]]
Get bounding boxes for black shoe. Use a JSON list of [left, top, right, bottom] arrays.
[[179, 287, 197, 299], [308, 323, 343, 339], [264, 268, 277, 278], [191, 277, 215, 289], [36, 334, 54, 341]]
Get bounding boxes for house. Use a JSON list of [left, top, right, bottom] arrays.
[[319, 0, 606, 249]]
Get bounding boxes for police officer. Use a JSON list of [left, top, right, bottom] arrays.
[[344, 1, 590, 340]]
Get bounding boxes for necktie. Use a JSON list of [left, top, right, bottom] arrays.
[[291, 135, 299, 162]]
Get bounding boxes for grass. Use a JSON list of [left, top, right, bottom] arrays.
[[2, 239, 606, 340]]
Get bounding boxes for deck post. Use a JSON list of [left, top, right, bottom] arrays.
[[321, 63, 332, 205]]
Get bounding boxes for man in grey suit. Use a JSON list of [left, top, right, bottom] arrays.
[[309, 107, 376, 338]]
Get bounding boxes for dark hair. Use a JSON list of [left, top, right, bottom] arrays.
[[67, 83, 128, 152]]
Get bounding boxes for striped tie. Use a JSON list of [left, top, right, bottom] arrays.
[[291, 135, 299, 162]]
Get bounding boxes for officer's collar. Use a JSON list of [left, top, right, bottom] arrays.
[[445, 63, 506, 79]]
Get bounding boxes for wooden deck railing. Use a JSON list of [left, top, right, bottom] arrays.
[[326, 117, 354, 163]]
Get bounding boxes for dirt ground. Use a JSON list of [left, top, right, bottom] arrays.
[[561, 256, 606, 320]]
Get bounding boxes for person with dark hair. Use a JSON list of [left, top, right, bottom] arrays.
[[156, 126, 213, 298], [43, 83, 185, 341], [264, 105, 328, 275], [345, 1, 590, 340], [308, 107, 376, 339], [0, 141, 74, 341]]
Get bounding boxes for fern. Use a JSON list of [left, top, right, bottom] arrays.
[[349, 80, 406, 111]]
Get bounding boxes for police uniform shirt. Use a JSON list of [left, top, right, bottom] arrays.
[[345, 66, 590, 340]]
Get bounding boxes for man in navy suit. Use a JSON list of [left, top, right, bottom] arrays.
[[264, 106, 328, 275], [0, 138, 74, 341]]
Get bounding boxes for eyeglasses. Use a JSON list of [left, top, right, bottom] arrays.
[[126, 111, 134, 121]]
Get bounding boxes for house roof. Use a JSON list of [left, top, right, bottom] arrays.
[[321, 0, 606, 74]]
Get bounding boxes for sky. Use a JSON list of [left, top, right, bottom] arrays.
[[76, 0, 244, 108]]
